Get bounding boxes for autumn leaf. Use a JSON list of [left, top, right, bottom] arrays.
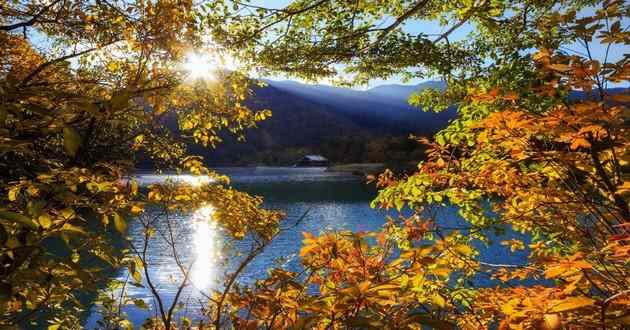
[[130, 204, 144, 215], [547, 63, 572, 72], [7, 186, 21, 202], [431, 293, 447, 308], [548, 297, 595, 313], [454, 244, 473, 256], [570, 138, 591, 150], [113, 212, 127, 234], [609, 93, 630, 103]]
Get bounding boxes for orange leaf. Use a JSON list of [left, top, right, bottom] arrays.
[[548, 63, 572, 72], [570, 138, 591, 150], [544, 266, 567, 279], [609, 93, 630, 103], [548, 296, 595, 313]]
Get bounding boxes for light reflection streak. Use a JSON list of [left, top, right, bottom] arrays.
[[190, 205, 221, 290], [179, 175, 214, 187]]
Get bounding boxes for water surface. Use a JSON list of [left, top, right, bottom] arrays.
[[85, 167, 525, 327]]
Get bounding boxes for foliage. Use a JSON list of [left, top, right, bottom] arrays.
[[208, 0, 630, 329], [0, 0, 281, 328], [1, 0, 629, 328]]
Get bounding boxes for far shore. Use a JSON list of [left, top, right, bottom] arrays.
[[325, 163, 385, 175], [133, 162, 417, 176]]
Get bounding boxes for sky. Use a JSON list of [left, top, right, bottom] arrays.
[[248, 1, 629, 89]]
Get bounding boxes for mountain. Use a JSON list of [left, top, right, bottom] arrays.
[[366, 81, 446, 102], [263, 80, 451, 134], [196, 80, 455, 165]]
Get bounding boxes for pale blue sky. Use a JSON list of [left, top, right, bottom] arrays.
[[248, 1, 629, 88]]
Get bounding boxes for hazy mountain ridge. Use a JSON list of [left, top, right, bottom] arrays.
[[264, 80, 451, 133], [201, 80, 453, 165], [177, 81, 628, 166]]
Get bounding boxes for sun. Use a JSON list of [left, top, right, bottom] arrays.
[[183, 52, 216, 80], [182, 49, 240, 80]]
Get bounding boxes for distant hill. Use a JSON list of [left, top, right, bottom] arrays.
[[366, 81, 447, 102], [264, 80, 451, 133], [168, 82, 629, 166], [199, 80, 454, 165]]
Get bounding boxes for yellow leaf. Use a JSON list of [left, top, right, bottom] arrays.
[[431, 267, 451, 277], [7, 186, 20, 201], [118, 319, 133, 330], [454, 244, 473, 256], [430, 293, 446, 308], [130, 204, 144, 215], [548, 296, 595, 313], [113, 212, 126, 234], [148, 190, 161, 201], [299, 244, 317, 257], [107, 61, 120, 72], [38, 214, 52, 229], [544, 266, 567, 279]]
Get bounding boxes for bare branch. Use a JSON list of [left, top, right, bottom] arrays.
[[0, 0, 63, 31], [369, 0, 432, 49], [20, 40, 120, 86]]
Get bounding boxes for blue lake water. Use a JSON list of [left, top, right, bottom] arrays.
[[84, 167, 527, 328]]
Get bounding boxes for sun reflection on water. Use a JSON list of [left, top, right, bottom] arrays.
[[180, 175, 214, 187], [190, 205, 221, 289]]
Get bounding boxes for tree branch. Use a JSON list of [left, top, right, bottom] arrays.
[[0, 0, 63, 31], [369, 0, 431, 49], [20, 40, 119, 86]]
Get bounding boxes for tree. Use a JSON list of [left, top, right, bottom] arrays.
[[0, 0, 282, 328], [207, 0, 630, 328], [2, 0, 628, 328]]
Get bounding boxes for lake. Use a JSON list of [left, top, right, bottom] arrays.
[[84, 167, 527, 328]]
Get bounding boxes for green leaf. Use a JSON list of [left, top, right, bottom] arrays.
[[63, 126, 81, 156], [133, 298, 148, 309], [61, 223, 87, 235], [118, 319, 133, 330], [181, 316, 192, 327], [436, 134, 446, 146], [0, 210, 38, 229]]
